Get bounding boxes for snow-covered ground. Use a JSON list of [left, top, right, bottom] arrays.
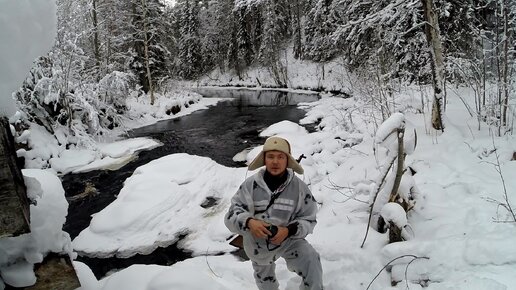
[[2, 2, 511, 290], [2, 85, 515, 289], [66, 88, 516, 290]]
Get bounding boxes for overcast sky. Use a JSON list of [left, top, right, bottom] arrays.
[[0, 0, 56, 117]]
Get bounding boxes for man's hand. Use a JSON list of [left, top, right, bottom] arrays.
[[247, 219, 272, 239], [270, 226, 288, 245]]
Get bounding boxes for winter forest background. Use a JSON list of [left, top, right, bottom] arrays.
[[12, 0, 516, 143]]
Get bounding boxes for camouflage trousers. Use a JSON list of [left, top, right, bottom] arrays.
[[251, 239, 323, 290]]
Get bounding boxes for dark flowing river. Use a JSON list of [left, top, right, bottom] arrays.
[[61, 88, 319, 279]]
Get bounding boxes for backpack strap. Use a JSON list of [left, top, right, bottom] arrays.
[[255, 190, 282, 214]]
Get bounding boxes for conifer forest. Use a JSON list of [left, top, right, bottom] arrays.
[[16, 0, 516, 136]]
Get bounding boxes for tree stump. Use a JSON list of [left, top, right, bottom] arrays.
[[25, 253, 81, 290], [388, 222, 403, 243]]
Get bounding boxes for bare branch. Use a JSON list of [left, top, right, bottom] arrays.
[[361, 154, 397, 248], [490, 136, 516, 222], [366, 255, 429, 290], [325, 177, 368, 204], [205, 248, 222, 278], [404, 254, 425, 290]]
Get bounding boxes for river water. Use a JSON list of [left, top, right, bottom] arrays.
[[62, 88, 319, 278]]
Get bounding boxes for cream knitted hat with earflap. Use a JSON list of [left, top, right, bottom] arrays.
[[248, 136, 304, 174]]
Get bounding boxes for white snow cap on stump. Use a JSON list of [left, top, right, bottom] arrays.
[[380, 202, 407, 228]]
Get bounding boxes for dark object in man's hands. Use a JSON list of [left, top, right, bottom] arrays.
[[267, 224, 278, 238]]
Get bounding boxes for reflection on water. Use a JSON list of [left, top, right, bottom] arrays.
[[194, 88, 319, 106]]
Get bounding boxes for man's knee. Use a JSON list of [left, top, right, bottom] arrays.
[[285, 239, 319, 261], [252, 262, 279, 290], [283, 240, 323, 289]]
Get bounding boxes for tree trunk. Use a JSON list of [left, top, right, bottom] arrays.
[[389, 128, 406, 200], [388, 222, 403, 243], [493, 0, 503, 135], [388, 127, 407, 243], [421, 0, 445, 131], [502, 0, 509, 128], [292, 0, 303, 59], [106, 1, 113, 70], [92, 0, 101, 80], [141, 0, 155, 105], [0, 118, 30, 237]]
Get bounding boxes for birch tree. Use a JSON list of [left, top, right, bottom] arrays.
[[421, 0, 445, 131]]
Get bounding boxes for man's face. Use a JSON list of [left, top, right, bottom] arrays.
[[265, 150, 288, 176]]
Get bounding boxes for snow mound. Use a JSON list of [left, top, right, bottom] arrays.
[[72, 153, 247, 258], [95, 255, 255, 290], [259, 120, 307, 137], [0, 169, 71, 288]]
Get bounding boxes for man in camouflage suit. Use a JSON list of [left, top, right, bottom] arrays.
[[225, 136, 323, 290]]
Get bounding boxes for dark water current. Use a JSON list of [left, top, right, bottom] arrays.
[[61, 88, 319, 279]]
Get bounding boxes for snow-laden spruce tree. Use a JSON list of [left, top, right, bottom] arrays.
[[127, 0, 170, 104], [303, 0, 338, 62], [229, 3, 256, 79]]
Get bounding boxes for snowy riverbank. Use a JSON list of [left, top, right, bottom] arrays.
[[2, 86, 515, 290], [72, 87, 516, 290]]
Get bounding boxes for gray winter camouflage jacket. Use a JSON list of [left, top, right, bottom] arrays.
[[225, 168, 318, 265]]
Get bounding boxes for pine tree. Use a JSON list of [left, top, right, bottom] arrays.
[[198, 0, 233, 73], [102, 0, 135, 73], [291, 0, 306, 59], [303, 0, 338, 62], [128, 0, 169, 102], [233, 5, 255, 76], [176, 0, 202, 79], [259, 0, 289, 86]]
